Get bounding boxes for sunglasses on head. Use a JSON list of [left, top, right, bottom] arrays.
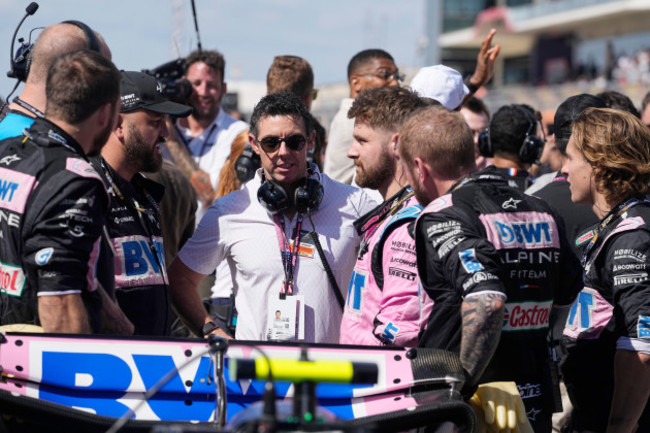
[[256, 134, 307, 153]]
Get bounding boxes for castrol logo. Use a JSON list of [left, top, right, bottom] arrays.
[[502, 300, 552, 331]]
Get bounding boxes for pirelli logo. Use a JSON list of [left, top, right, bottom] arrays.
[[614, 273, 648, 286], [388, 267, 416, 281]]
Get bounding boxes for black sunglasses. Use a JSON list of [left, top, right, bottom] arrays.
[[256, 134, 307, 153]]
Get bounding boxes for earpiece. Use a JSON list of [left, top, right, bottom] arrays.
[[478, 105, 544, 164], [257, 179, 291, 215], [235, 142, 261, 184], [478, 128, 492, 157], [8, 18, 99, 83], [6, 2, 39, 82]]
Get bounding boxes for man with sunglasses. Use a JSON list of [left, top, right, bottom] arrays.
[[168, 92, 376, 342], [324, 49, 402, 185]]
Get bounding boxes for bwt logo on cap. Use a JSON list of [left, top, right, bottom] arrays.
[[121, 93, 140, 110]]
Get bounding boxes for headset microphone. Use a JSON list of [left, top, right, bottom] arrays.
[[7, 2, 39, 81]]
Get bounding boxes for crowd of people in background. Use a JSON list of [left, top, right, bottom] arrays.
[[2, 19, 650, 433]]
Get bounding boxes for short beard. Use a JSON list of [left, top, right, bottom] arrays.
[[411, 184, 431, 207], [355, 146, 394, 191], [89, 121, 114, 157], [124, 123, 163, 173], [191, 104, 219, 123]]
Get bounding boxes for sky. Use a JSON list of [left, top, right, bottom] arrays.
[[0, 0, 428, 100]]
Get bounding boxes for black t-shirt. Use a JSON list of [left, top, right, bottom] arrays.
[[92, 157, 172, 336]]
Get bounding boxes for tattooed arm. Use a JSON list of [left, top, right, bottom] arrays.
[[460, 292, 505, 394], [164, 118, 216, 207]]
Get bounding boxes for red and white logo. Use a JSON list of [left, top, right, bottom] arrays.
[[503, 300, 552, 331], [0, 262, 25, 297]]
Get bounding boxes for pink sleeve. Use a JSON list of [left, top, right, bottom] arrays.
[[373, 227, 428, 347]]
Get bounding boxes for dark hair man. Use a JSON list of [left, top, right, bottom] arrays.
[[399, 106, 582, 432], [0, 21, 111, 140], [168, 92, 376, 341], [641, 90, 650, 128], [267, 55, 315, 109], [92, 71, 193, 336], [534, 94, 604, 256], [324, 49, 401, 185], [204, 55, 317, 335], [0, 50, 122, 333], [561, 108, 650, 433], [165, 49, 249, 223], [339, 87, 431, 347], [460, 96, 491, 171], [596, 90, 640, 118], [482, 104, 545, 191]]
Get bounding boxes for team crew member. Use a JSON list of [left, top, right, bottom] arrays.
[[561, 108, 650, 433], [399, 106, 582, 432], [339, 87, 432, 347], [0, 50, 121, 333], [93, 71, 193, 336], [168, 92, 376, 342], [0, 21, 112, 140]]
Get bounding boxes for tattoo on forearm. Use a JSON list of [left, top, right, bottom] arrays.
[[164, 124, 216, 206], [460, 293, 505, 385]]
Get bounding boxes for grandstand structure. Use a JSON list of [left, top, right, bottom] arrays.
[[434, 0, 650, 112]]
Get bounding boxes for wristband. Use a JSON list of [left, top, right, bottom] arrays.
[[464, 76, 479, 94], [201, 321, 219, 337]]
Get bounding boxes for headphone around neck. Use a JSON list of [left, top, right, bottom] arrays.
[[257, 168, 324, 215], [477, 104, 545, 164], [10, 20, 100, 83]]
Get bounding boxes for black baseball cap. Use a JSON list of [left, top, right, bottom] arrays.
[[119, 71, 193, 117], [554, 94, 605, 153]]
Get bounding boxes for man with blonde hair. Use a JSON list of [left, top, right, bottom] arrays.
[[267, 55, 315, 109], [561, 107, 650, 433], [399, 106, 582, 432]]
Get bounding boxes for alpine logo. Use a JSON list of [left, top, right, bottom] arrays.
[[502, 300, 552, 331]]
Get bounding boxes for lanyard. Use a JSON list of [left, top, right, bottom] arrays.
[[358, 189, 414, 257], [274, 213, 303, 296], [101, 159, 166, 284], [175, 122, 218, 165], [13, 97, 44, 118], [581, 196, 650, 267]]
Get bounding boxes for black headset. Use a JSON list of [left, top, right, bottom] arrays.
[[477, 105, 545, 164], [235, 142, 261, 184], [9, 19, 100, 82], [257, 168, 324, 215]]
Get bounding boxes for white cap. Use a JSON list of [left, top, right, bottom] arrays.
[[409, 65, 469, 110]]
